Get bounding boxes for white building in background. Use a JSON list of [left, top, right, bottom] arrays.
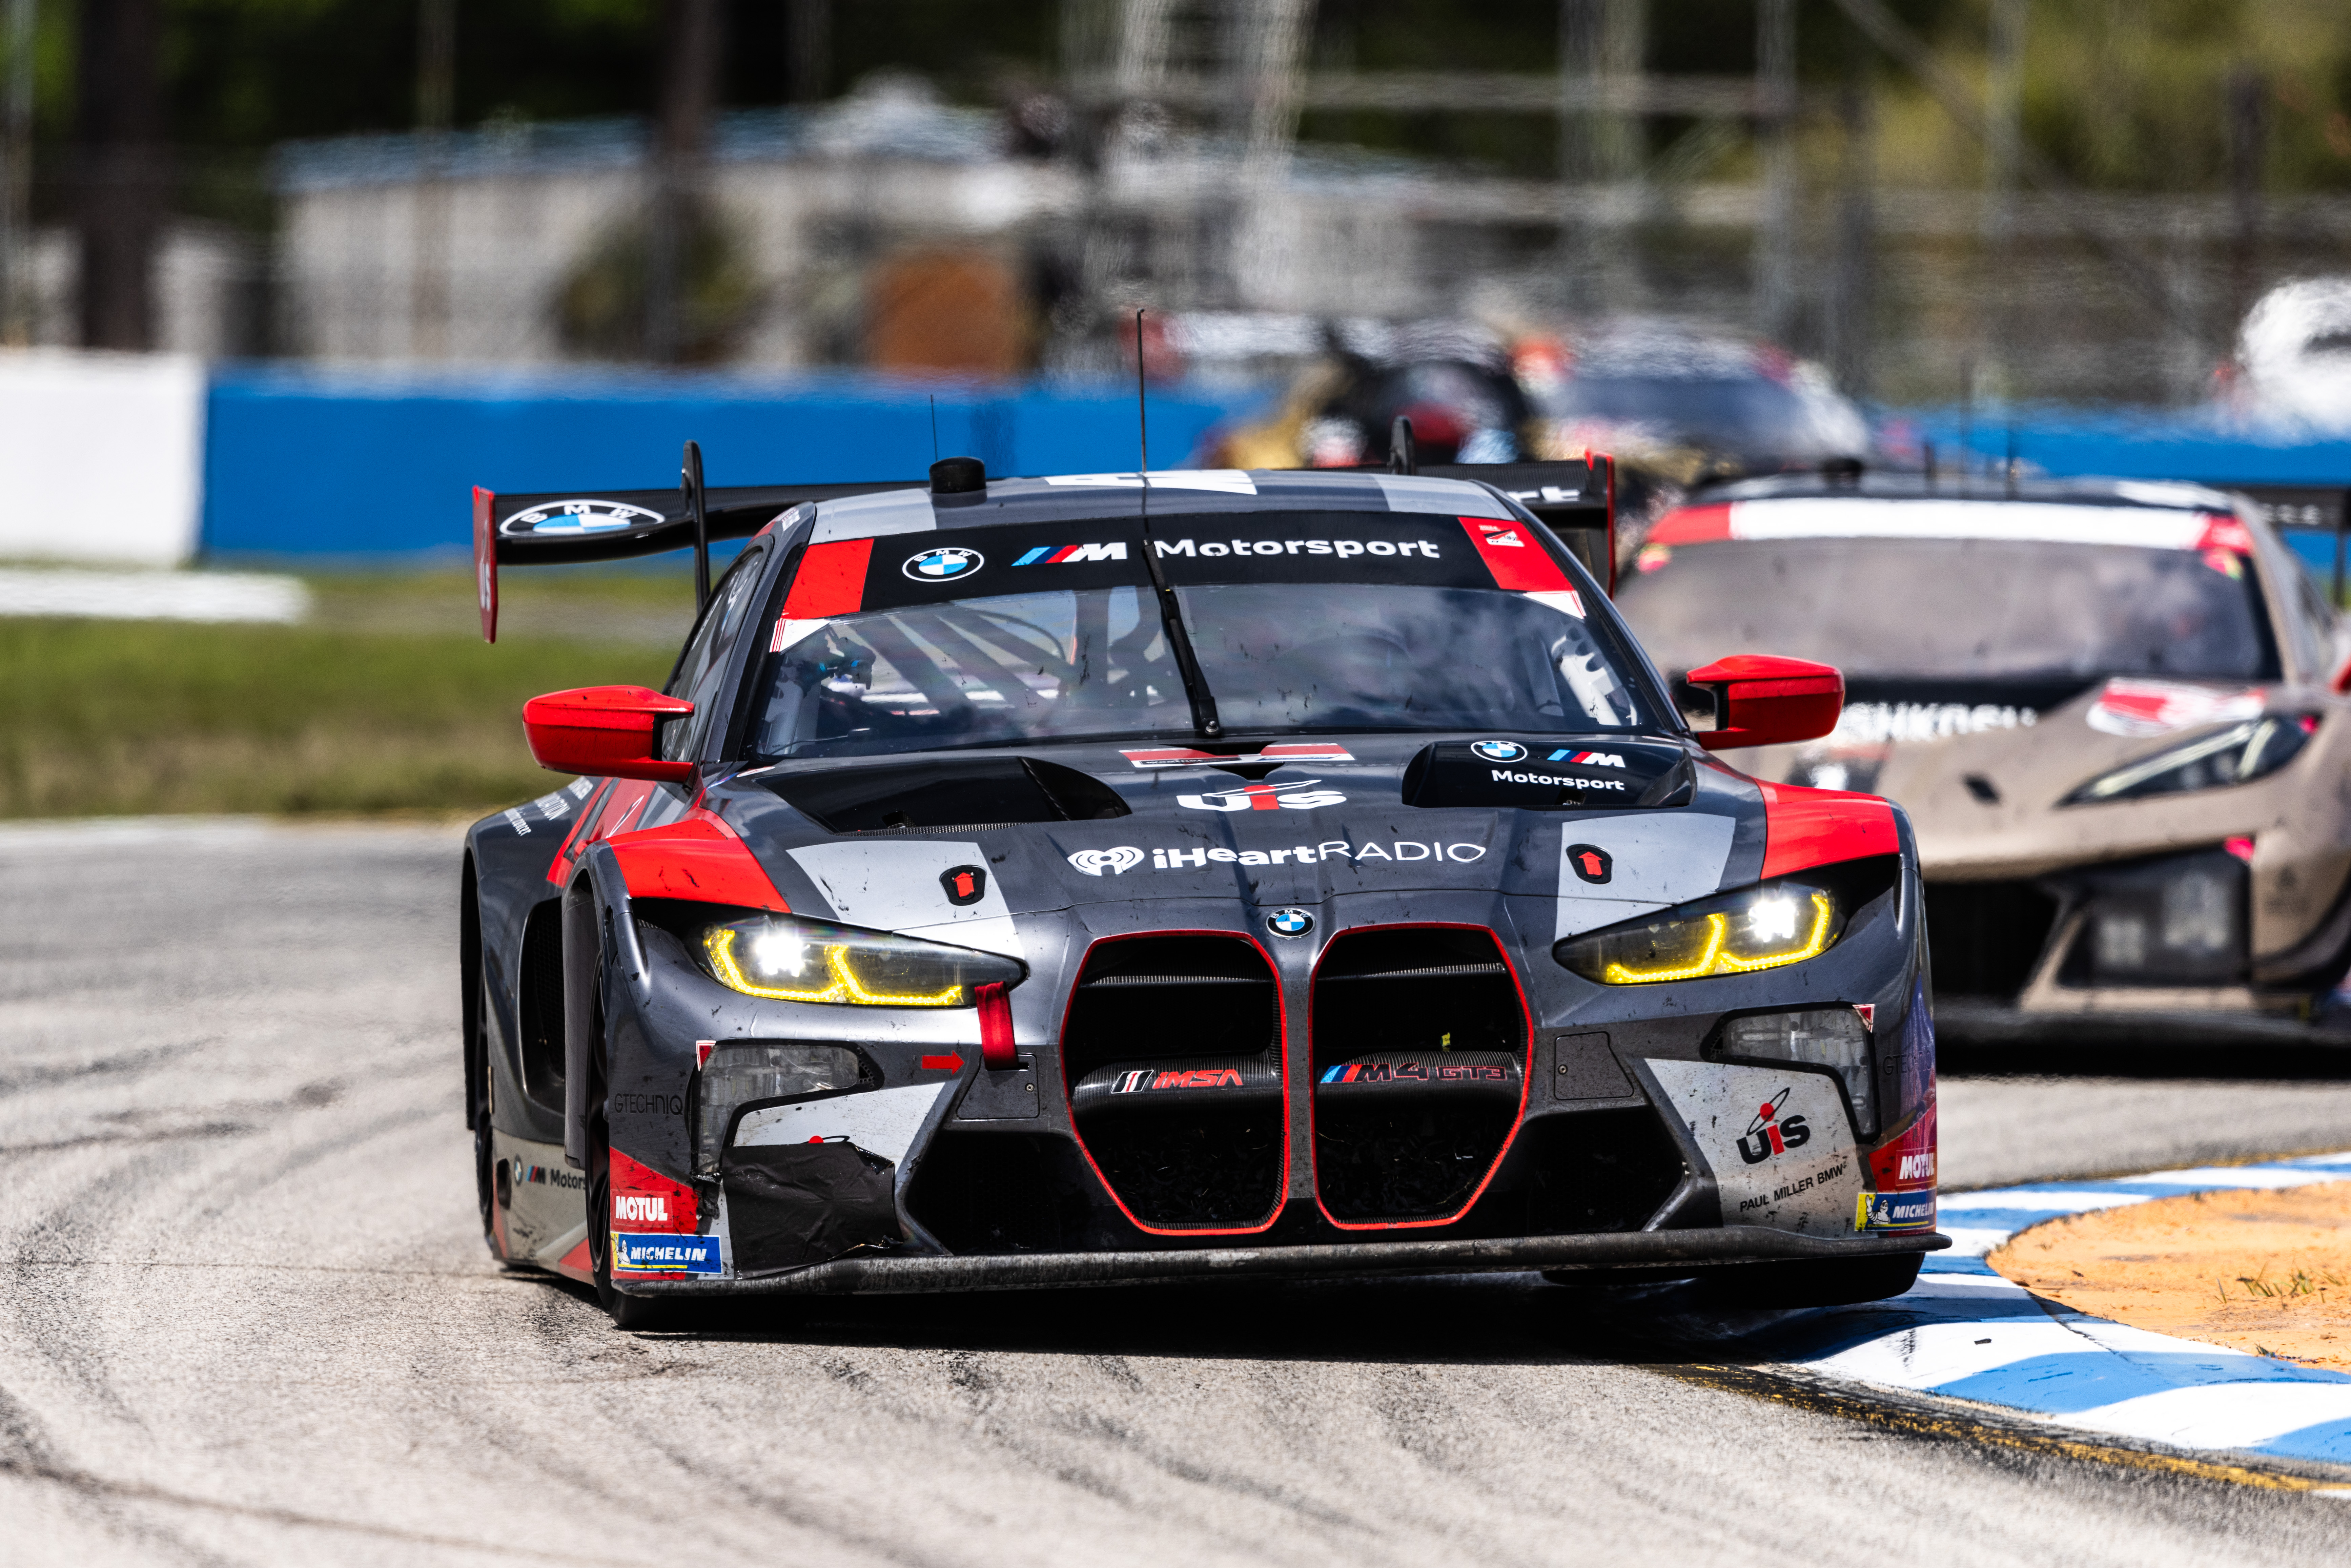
[[8, 225, 260, 361], [267, 74, 1551, 374]]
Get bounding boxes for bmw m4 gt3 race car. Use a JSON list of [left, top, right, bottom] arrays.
[[1619, 470, 2351, 1044], [459, 451, 1944, 1326]]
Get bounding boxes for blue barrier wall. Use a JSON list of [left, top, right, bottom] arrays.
[[201, 367, 1264, 560], [1896, 407, 2351, 488]]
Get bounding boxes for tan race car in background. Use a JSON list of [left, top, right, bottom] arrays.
[[1615, 471, 2351, 1042]]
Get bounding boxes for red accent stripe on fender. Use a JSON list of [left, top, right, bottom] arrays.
[[1645, 502, 1732, 544], [1757, 782, 1901, 879], [553, 1237, 594, 1283], [605, 817, 790, 909], [780, 537, 874, 619], [1457, 516, 1573, 591]]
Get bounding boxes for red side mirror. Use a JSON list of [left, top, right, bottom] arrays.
[[1684, 655, 1844, 751], [522, 685, 696, 783]]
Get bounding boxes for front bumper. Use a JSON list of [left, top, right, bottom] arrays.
[[618, 1224, 1947, 1296]]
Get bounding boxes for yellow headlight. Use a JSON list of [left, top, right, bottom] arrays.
[[1562, 884, 1844, 985], [695, 914, 1023, 1007]]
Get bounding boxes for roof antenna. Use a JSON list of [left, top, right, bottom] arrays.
[[1135, 307, 1150, 474], [929, 394, 940, 462], [682, 438, 709, 613], [1957, 358, 1973, 499], [1389, 415, 1417, 475]]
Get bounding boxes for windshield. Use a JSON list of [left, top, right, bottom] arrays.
[[1543, 377, 1825, 451], [1616, 537, 2279, 684], [748, 509, 1653, 760]]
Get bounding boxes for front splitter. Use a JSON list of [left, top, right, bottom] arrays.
[[618, 1225, 1948, 1297]]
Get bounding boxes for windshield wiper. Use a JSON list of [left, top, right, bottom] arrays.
[[1135, 499, 1222, 740]]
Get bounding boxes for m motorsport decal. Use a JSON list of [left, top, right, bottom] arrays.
[[1737, 1088, 1811, 1164], [1492, 767, 1628, 793], [1547, 748, 1624, 766], [940, 864, 987, 906], [1565, 843, 1614, 884], [1066, 840, 1489, 874], [513, 1161, 585, 1192], [1150, 535, 1442, 560], [1013, 542, 1129, 565], [903, 545, 984, 582], [1177, 778, 1347, 812]]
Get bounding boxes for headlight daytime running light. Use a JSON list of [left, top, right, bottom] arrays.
[[2062, 715, 2314, 807], [698, 914, 1022, 1008], [1555, 880, 1847, 985]]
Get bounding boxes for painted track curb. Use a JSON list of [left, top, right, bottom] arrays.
[[1770, 1152, 2351, 1468]]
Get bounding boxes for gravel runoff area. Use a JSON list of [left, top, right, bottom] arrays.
[[1992, 1181, 2351, 1374], [5, 816, 2351, 1565]]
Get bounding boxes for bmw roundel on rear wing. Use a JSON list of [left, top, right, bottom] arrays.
[[469, 453, 919, 643]]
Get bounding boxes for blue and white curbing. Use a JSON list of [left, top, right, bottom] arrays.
[[1781, 1151, 2351, 1468]]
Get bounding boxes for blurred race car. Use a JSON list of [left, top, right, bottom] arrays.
[[1514, 318, 1869, 483], [460, 452, 1943, 1325], [1616, 469, 2351, 1041]]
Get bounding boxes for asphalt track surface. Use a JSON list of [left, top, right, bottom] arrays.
[[5, 819, 2351, 1566]]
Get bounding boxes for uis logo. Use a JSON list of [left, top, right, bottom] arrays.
[[940, 864, 987, 906], [1546, 748, 1625, 767], [1471, 739, 1528, 762], [1012, 542, 1129, 566], [1066, 846, 1144, 876], [903, 545, 985, 582], [1267, 907, 1314, 938], [1178, 778, 1346, 812], [612, 1193, 671, 1223], [1737, 1089, 1812, 1165], [1565, 842, 1613, 884]]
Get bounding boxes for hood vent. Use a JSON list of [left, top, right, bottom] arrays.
[[765, 756, 1128, 834]]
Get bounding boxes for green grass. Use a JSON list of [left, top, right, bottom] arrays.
[[0, 571, 692, 818]]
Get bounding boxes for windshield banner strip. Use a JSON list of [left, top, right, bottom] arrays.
[[1457, 516, 1574, 592], [781, 538, 875, 619], [1650, 499, 2248, 553]]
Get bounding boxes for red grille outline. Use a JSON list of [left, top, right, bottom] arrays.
[[1307, 921, 1535, 1232], [1058, 928, 1290, 1238]]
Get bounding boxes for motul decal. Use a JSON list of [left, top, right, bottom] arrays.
[[1868, 1105, 1939, 1193], [612, 1193, 671, 1223], [606, 1148, 697, 1239]]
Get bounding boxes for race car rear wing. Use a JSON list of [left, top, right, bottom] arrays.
[[1421, 457, 1617, 596], [471, 441, 917, 641], [2220, 481, 2350, 604], [472, 445, 1619, 643]]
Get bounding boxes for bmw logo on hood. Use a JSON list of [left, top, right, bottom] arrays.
[[1470, 739, 1527, 762], [1266, 907, 1314, 938], [904, 546, 985, 582]]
